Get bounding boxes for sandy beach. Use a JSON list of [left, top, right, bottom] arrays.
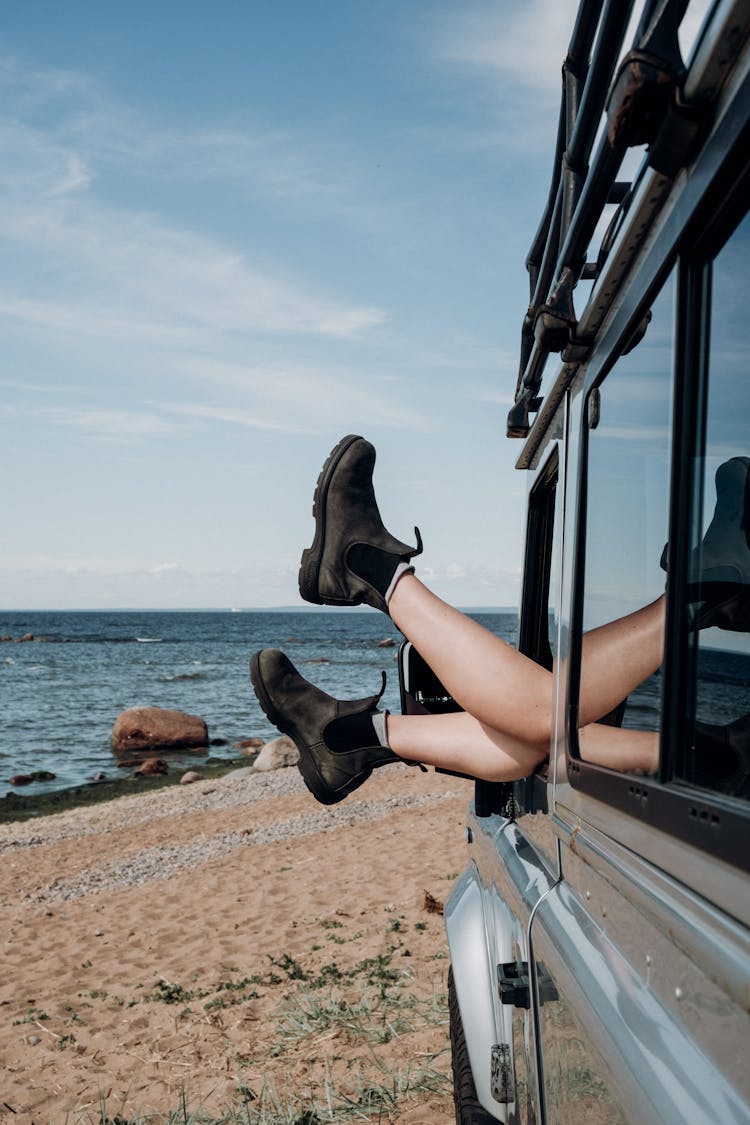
[[0, 763, 473, 1124]]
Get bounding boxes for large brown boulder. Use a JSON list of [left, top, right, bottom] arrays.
[[111, 706, 208, 754]]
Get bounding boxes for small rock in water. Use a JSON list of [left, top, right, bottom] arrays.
[[29, 770, 56, 782], [209, 737, 228, 747], [17, 633, 34, 643], [8, 775, 32, 786], [377, 637, 396, 648], [93, 772, 107, 782], [234, 737, 264, 750], [180, 770, 204, 785], [133, 758, 169, 777]]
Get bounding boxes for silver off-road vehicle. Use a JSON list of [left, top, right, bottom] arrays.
[[401, 1, 750, 1120]]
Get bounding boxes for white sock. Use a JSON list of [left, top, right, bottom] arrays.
[[384, 562, 414, 606], [371, 709, 390, 748]]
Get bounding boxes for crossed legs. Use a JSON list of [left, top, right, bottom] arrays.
[[251, 435, 664, 804], [386, 575, 663, 778]]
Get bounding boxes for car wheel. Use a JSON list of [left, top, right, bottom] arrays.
[[448, 966, 499, 1124]]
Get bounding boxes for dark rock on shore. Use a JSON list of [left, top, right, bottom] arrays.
[[0, 758, 247, 824], [8, 770, 56, 786], [133, 758, 169, 777], [111, 706, 208, 754]]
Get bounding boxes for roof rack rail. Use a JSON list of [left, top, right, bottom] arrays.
[[508, 0, 695, 439]]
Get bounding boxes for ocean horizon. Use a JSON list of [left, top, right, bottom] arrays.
[[1, 608, 519, 799]]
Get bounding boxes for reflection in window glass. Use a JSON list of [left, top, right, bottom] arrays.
[[683, 213, 750, 800], [582, 276, 674, 742], [548, 490, 560, 664]]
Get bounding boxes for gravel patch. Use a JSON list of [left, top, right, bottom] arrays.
[[0, 766, 312, 852], [25, 789, 460, 903]]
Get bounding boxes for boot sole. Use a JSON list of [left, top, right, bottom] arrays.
[[249, 653, 341, 805], [298, 434, 363, 606]]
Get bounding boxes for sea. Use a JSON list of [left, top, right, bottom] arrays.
[[1, 609, 747, 801], [0, 609, 518, 798]]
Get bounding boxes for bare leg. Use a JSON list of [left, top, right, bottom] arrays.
[[387, 711, 658, 780], [578, 598, 665, 727], [387, 711, 548, 780], [578, 725, 658, 774], [389, 575, 665, 746], [389, 576, 553, 745]]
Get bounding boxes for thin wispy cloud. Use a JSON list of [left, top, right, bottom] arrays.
[[435, 1, 578, 97], [46, 407, 179, 439], [0, 55, 396, 235], [0, 83, 389, 356]]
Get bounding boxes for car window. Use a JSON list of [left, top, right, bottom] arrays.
[[579, 273, 675, 752], [678, 212, 750, 801]]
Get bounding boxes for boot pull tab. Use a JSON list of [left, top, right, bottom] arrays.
[[411, 526, 424, 559], [370, 670, 387, 708]]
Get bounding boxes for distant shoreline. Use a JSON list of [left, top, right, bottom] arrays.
[[0, 605, 519, 615]]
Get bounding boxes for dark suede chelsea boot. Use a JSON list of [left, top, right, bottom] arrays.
[[298, 435, 423, 614], [692, 457, 750, 631], [661, 456, 750, 631], [250, 648, 399, 805]]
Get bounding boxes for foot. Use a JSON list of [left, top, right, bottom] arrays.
[[662, 457, 750, 630], [298, 435, 422, 614], [693, 458, 750, 630], [250, 648, 399, 805]]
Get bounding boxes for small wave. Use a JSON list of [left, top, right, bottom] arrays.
[[2, 657, 15, 665], [158, 671, 208, 682], [136, 637, 162, 644]]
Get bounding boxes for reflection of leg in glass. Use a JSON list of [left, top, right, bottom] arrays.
[[252, 437, 750, 804]]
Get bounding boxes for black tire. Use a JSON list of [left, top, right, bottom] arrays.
[[448, 966, 499, 1124]]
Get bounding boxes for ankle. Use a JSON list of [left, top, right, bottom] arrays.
[[385, 561, 415, 606], [347, 544, 404, 603]]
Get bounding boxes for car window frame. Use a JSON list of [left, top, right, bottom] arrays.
[[565, 165, 750, 875]]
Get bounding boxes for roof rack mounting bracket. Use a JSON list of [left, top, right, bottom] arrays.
[[533, 266, 578, 353], [606, 50, 680, 149], [507, 387, 543, 440], [606, 0, 687, 150]]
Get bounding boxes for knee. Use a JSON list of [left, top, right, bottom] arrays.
[[516, 712, 554, 755]]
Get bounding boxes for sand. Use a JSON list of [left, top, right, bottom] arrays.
[[0, 764, 473, 1124]]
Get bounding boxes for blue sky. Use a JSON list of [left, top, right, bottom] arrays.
[[0, 1, 710, 610]]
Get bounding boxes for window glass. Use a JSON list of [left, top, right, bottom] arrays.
[[547, 461, 561, 664], [681, 213, 750, 801], [519, 454, 558, 671], [578, 274, 674, 772]]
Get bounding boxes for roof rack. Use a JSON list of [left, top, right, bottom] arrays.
[[508, 0, 697, 440]]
